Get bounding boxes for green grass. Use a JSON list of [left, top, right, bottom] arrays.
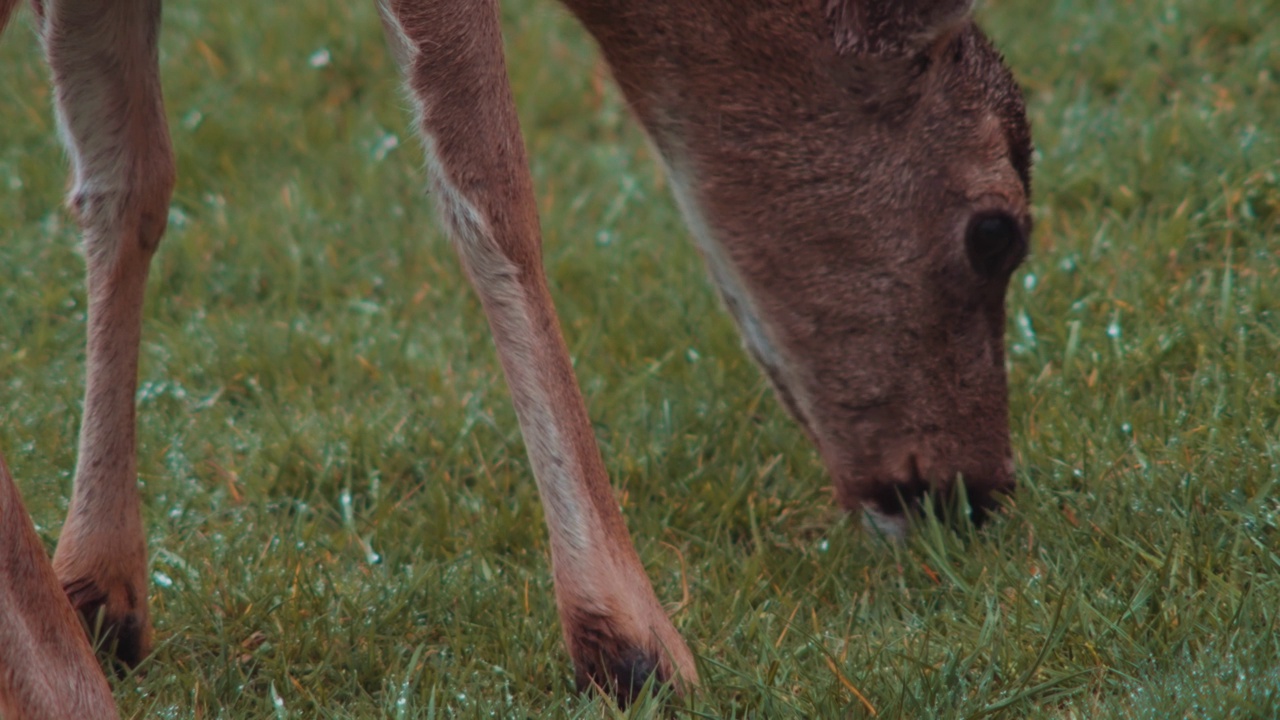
[[2, 0, 1278, 717]]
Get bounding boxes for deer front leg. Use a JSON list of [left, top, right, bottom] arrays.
[[0, 456, 119, 720], [377, 0, 696, 702], [38, 0, 175, 666]]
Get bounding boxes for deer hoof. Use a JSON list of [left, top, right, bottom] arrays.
[[565, 609, 697, 707], [60, 573, 153, 668], [573, 646, 660, 706]]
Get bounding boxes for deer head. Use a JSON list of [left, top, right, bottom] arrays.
[[568, 0, 1032, 533]]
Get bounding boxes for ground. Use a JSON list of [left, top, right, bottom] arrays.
[[1, 0, 1278, 717]]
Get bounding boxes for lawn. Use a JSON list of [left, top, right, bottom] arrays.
[[1, 0, 1278, 717]]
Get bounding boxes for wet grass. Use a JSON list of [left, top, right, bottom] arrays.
[[1, 0, 1278, 717]]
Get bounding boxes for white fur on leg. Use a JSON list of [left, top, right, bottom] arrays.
[[377, 3, 594, 562], [862, 507, 909, 542]]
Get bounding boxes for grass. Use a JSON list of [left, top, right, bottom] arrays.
[[1, 0, 1278, 717]]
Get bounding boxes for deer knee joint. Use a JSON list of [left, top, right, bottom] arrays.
[[69, 154, 175, 262]]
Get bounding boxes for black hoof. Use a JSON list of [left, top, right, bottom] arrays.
[[63, 576, 152, 668], [574, 645, 663, 707]]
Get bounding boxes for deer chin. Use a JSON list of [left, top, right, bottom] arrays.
[[862, 507, 910, 542], [826, 446, 1016, 531]]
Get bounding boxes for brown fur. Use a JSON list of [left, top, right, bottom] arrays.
[[827, 0, 973, 56], [0, 459, 119, 720], [0, 0, 1030, 710], [0, 0, 19, 33]]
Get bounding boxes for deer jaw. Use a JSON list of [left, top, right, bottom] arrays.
[[567, 2, 1032, 525]]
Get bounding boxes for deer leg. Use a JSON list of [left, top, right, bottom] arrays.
[[377, 0, 697, 702], [0, 0, 18, 34], [38, 0, 175, 666], [0, 455, 119, 720]]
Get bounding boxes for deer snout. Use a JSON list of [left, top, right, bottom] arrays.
[[830, 442, 1016, 536]]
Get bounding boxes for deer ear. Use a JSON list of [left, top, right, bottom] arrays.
[[826, 0, 974, 56]]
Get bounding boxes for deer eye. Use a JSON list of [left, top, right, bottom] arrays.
[[965, 212, 1025, 277]]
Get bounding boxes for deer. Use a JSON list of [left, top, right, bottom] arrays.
[[1, 459, 120, 720], [0, 0, 1032, 713]]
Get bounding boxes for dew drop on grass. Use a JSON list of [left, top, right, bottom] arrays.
[[818, 539, 829, 552], [153, 571, 174, 589], [1023, 272, 1037, 291], [340, 488, 354, 525], [349, 299, 381, 315], [1016, 309, 1037, 347], [308, 48, 331, 68], [270, 682, 287, 718], [372, 132, 400, 161], [1107, 318, 1122, 339], [168, 206, 190, 230]]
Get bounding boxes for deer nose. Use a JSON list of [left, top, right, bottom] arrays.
[[835, 452, 1016, 533]]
